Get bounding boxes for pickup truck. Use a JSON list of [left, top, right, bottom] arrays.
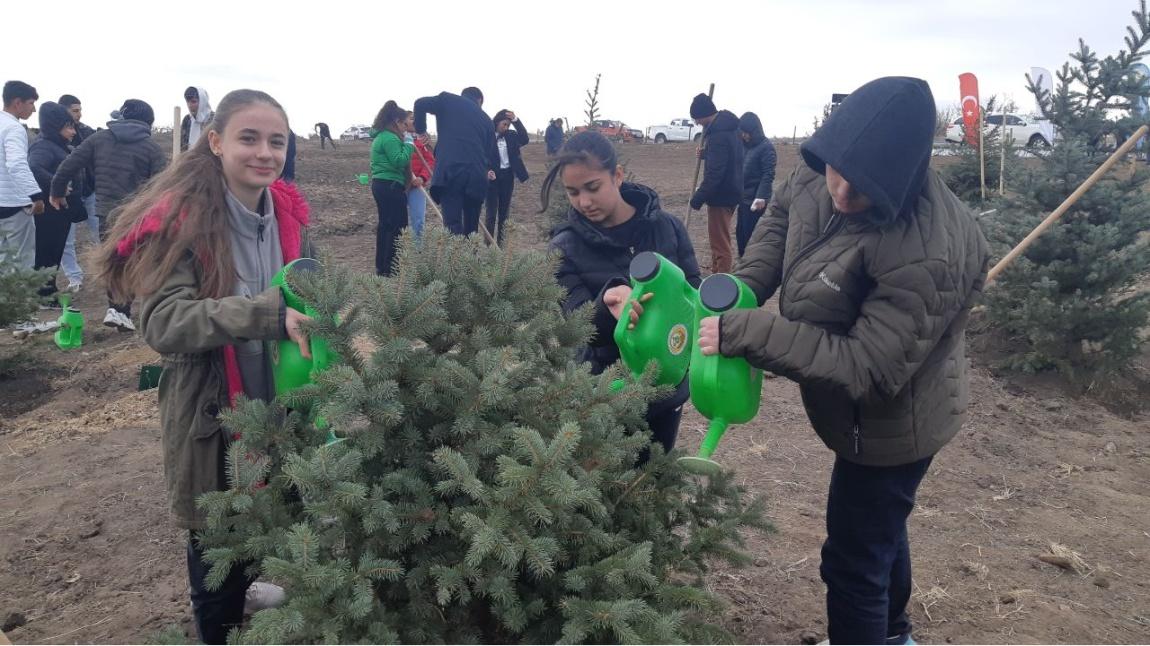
[[646, 118, 704, 143]]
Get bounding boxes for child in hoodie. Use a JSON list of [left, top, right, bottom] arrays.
[[27, 101, 83, 305], [50, 99, 166, 331], [181, 86, 214, 151], [544, 130, 700, 459]]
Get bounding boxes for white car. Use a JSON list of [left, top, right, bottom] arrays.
[[945, 114, 1054, 147], [647, 118, 704, 143], [340, 125, 373, 141]]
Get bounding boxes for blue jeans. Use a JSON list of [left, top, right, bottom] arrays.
[[407, 187, 426, 241], [59, 194, 98, 284], [821, 455, 932, 645]]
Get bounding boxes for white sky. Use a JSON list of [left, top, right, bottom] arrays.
[[4, 0, 1140, 138]]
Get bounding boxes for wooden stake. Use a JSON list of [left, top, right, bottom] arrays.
[[986, 124, 1148, 285], [999, 103, 1007, 196], [979, 108, 986, 201], [172, 106, 181, 162], [685, 82, 715, 232]]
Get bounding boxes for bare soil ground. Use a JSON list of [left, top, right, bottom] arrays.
[[2, 138, 1149, 644]]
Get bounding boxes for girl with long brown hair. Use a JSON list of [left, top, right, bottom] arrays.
[[100, 89, 314, 643]]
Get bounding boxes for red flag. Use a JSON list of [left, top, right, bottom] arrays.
[[959, 72, 981, 147]]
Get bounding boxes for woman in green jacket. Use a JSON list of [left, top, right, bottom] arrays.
[[370, 100, 414, 275]]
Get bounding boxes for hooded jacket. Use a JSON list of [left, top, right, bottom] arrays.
[[722, 77, 990, 467], [120, 179, 314, 529], [50, 118, 167, 217], [550, 182, 701, 414], [28, 103, 75, 198], [690, 109, 743, 209], [738, 112, 777, 205], [413, 92, 497, 203], [179, 87, 213, 151]]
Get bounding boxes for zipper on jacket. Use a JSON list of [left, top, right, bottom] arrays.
[[851, 406, 862, 455], [780, 213, 845, 304], [257, 222, 265, 243]]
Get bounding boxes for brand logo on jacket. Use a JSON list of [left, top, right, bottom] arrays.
[[818, 270, 842, 293]]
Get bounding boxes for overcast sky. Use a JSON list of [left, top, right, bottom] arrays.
[[5, 0, 1142, 138]]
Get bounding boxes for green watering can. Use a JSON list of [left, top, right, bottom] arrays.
[[270, 258, 341, 445], [53, 294, 84, 350], [679, 273, 763, 475], [613, 252, 697, 388], [357, 173, 370, 185]]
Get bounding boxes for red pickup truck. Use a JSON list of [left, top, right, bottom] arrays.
[[574, 119, 644, 143]]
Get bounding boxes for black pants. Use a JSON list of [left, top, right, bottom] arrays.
[[821, 454, 932, 645], [735, 202, 763, 258], [484, 169, 515, 246], [319, 134, 336, 149], [372, 179, 408, 275], [33, 207, 72, 298], [187, 533, 254, 644], [637, 404, 683, 464], [96, 214, 131, 316], [439, 190, 483, 236]]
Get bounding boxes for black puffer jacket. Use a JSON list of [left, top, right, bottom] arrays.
[[550, 183, 701, 412], [690, 109, 743, 209], [28, 103, 73, 195], [738, 112, 777, 204], [50, 119, 166, 217]]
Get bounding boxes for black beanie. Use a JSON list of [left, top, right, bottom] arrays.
[[113, 99, 155, 125], [58, 94, 80, 107], [690, 93, 717, 119]]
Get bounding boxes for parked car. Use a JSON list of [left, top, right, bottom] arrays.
[[340, 125, 373, 141], [945, 114, 1054, 147], [646, 118, 704, 143], [574, 119, 643, 142]]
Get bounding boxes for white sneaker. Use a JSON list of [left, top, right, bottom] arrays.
[[103, 308, 136, 332], [11, 320, 59, 339], [67, 280, 83, 294], [244, 582, 285, 614]]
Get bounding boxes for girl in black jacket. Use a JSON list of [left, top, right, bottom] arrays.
[[28, 102, 83, 305], [543, 130, 700, 456]]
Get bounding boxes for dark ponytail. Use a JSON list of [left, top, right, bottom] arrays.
[[538, 130, 619, 212], [372, 100, 407, 135]]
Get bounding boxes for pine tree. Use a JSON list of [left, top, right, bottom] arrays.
[[980, 0, 1150, 380], [0, 255, 46, 330], [584, 74, 602, 127], [942, 97, 1019, 204], [197, 230, 770, 644]]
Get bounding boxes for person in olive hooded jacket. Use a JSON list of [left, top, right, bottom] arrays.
[[699, 77, 989, 645]]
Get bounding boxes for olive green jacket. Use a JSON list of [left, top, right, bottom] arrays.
[[722, 166, 989, 466]]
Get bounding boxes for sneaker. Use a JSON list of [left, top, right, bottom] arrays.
[[103, 308, 136, 332], [67, 280, 83, 294], [11, 320, 59, 339], [244, 582, 285, 614]]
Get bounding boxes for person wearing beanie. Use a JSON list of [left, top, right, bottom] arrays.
[[735, 111, 777, 258], [688, 92, 742, 274], [180, 86, 213, 151], [56, 93, 100, 291], [484, 109, 529, 246], [27, 102, 84, 306], [412, 87, 497, 236], [698, 77, 989, 645], [50, 98, 167, 331]]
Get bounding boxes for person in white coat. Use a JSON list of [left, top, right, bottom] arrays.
[[0, 80, 43, 271]]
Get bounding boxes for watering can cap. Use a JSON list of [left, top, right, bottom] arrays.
[[629, 252, 661, 282], [699, 274, 740, 312]]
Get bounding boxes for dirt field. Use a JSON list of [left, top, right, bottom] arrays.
[[2, 138, 1149, 644]]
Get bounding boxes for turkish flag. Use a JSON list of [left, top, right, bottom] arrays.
[[959, 73, 981, 147]]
